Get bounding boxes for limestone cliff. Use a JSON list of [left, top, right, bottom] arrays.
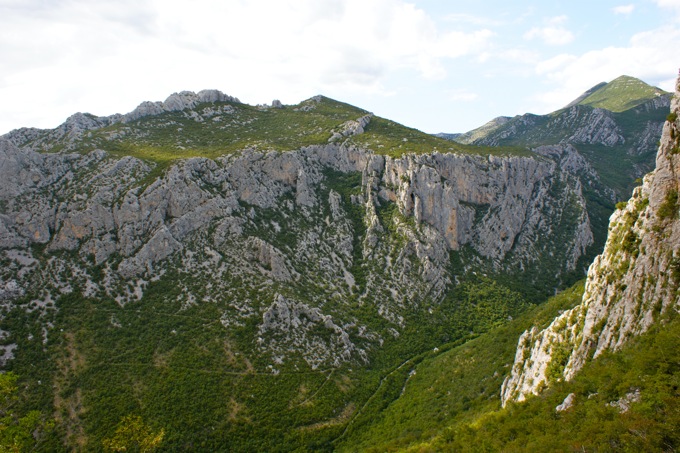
[[501, 75, 680, 407], [0, 91, 596, 370], [452, 78, 671, 206]]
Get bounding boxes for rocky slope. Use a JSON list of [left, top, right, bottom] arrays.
[[0, 91, 598, 370], [501, 75, 680, 406], [0, 142, 592, 368], [450, 77, 671, 206], [2, 90, 240, 153]]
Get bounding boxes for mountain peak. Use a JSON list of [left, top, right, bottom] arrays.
[[568, 75, 668, 112], [123, 89, 241, 123], [501, 71, 680, 407]]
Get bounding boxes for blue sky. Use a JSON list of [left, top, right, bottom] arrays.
[[1, 0, 679, 135]]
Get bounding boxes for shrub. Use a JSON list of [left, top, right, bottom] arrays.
[[658, 189, 679, 220]]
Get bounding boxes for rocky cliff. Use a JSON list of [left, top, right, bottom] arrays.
[[0, 92, 597, 369], [449, 77, 671, 208], [501, 75, 680, 407]]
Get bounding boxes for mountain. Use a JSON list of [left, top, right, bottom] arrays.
[[450, 76, 670, 199], [444, 75, 672, 265], [338, 74, 680, 452], [0, 89, 601, 450], [568, 75, 667, 112], [452, 76, 671, 148], [502, 77, 680, 405], [0, 76, 674, 450]]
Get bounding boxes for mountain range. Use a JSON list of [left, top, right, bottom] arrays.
[[0, 74, 677, 451]]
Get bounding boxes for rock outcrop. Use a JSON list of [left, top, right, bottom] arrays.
[[501, 75, 680, 407], [2, 89, 240, 153], [450, 78, 672, 204], [123, 90, 240, 123], [0, 136, 594, 367], [0, 87, 605, 369]]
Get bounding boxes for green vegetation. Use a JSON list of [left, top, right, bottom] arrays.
[[9, 272, 671, 453], [445, 278, 532, 334], [335, 281, 680, 452], [658, 189, 679, 220], [102, 415, 165, 452], [413, 308, 680, 452], [337, 282, 584, 451], [0, 372, 53, 451], [545, 341, 572, 384], [0, 264, 547, 451], [29, 96, 530, 170], [577, 75, 668, 112]]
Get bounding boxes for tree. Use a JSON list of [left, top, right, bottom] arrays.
[[102, 415, 165, 452], [0, 372, 49, 452]]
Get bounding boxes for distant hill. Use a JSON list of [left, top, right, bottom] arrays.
[[439, 76, 672, 254], [441, 116, 511, 145], [570, 75, 667, 112]]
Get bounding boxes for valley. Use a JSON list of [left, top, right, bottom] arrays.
[[0, 74, 677, 451]]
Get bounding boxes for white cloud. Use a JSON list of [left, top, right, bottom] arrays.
[[612, 4, 635, 15], [653, 0, 680, 9], [447, 89, 478, 102], [524, 15, 574, 46], [652, 0, 680, 20], [529, 25, 680, 113], [497, 48, 541, 64], [0, 0, 494, 133], [444, 13, 503, 27]]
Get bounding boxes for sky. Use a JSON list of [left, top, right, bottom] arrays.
[[1, 0, 680, 136]]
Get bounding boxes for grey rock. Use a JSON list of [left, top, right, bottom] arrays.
[[0, 344, 16, 367], [502, 75, 680, 407], [555, 393, 575, 412], [560, 106, 624, 146], [259, 294, 360, 368], [608, 389, 640, 413], [124, 90, 240, 123], [0, 115, 602, 368], [0, 280, 23, 301]]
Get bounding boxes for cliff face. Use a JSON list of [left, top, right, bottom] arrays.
[[0, 120, 593, 368], [501, 76, 680, 407], [453, 82, 671, 208]]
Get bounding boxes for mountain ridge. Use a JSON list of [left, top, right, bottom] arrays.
[[331, 73, 680, 453], [571, 75, 668, 112], [0, 74, 676, 451], [501, 73, 680, 406], [0, 80, 605, 450], [451, 75, 668, 144]]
